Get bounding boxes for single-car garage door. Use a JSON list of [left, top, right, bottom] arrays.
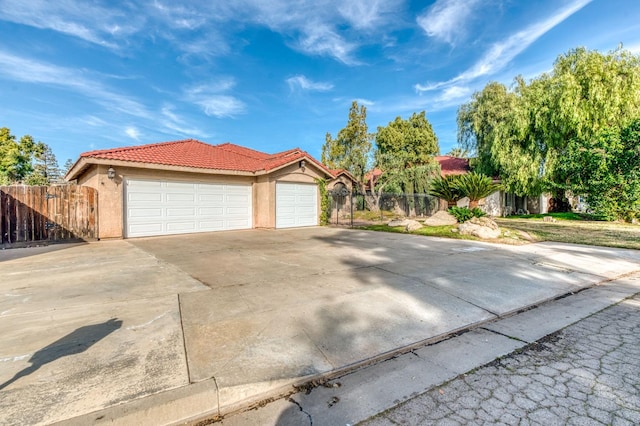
[[125, 179, 252, 238], [276, 182, 318, 228]]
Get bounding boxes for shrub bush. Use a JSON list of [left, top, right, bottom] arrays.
[[449, 206, 486, 222]]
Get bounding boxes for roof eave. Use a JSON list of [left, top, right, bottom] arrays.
[[259, 156, 334, 178], [67, 157, 258, 178]]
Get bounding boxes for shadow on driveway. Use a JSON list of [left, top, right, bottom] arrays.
[[0, 318, 122, 391]]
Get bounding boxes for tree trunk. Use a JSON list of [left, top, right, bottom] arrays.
[[469, 200, 479, 209]]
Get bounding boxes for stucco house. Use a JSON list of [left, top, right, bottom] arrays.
[[434, 156, 549, 216], [65, 139, 351, 239]]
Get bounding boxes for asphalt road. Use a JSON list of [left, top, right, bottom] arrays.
[[360, 293, 640, 425]]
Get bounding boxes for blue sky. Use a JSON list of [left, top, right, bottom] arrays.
[[1, 0, 639, 165]]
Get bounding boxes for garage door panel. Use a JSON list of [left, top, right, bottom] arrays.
[[128, 207, 163, 218], [166, 182, 195, 190], [128, 192, 162, 203], [226, 218, 251, 228], [199, 207, 224, 216], [129, 223, 163, 234], [227, 194, 250, 203], [276, 183, 318, 229], [296, 206, 316, 214], [166, 222, 196, 231], [166, 193, 195, 203], [199, 219, 225, 229], [125, 179, 252, 237], [199, 194, 224, 202], [226, 206, 249, 215], [166, 207, 196, 217]]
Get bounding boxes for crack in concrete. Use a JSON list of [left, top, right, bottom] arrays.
[[177, 293, 192, 384], [287, 396, 313, 425], [480, 327, 529, 343]]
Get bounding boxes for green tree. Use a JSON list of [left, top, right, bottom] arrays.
[[63, 158, 75, 175], [559, 119, 640, 221], [457, 81, 541, 195], [457, 47, 640, 209], [0, 127, 38, 184], [322, 101, 373, 196], [376, 111, 439, 164], [25, 143, 62, 185], [374, 111, 440, 193]]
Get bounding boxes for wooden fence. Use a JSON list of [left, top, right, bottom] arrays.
[[0, 184, 98, 245]]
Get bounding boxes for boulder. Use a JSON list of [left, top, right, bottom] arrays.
[[388, 219, 411, 227], [405, 220, 423, 232], [458, 217, 501, 239], [424, 211, 458, 226]]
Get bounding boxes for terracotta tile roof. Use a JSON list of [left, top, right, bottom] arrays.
[[435, 156, 470, 176], [79, 139, 331, 175]]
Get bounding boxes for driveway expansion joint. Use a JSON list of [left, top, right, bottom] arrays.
[[480, 327, 530, 343]]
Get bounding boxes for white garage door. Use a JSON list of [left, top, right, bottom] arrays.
[[276, 182, 318, 228], [125, 179, 252, 238]]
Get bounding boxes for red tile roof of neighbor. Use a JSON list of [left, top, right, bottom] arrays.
[[435, 156, 470, 176], [79, 139, 334, 175], [364, 157, 470, 184]]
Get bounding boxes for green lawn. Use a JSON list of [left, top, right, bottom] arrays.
[[355, 214, 640, 250]]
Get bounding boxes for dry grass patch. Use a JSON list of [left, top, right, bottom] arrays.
[[495, 218, 640, 250]]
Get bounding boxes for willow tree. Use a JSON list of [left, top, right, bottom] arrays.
[[457, 46, 640, 216]]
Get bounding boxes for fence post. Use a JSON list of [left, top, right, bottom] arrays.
[[350, 191, 353, 228]]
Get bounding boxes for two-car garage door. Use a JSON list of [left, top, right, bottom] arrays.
[[125, 179, 252, 238], [125, 179, 319, 237]]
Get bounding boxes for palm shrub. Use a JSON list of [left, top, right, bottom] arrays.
[[453, 172, 501, 208], [429, 175, 463, 207]]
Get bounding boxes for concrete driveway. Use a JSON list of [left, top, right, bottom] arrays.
[[1, 227, 639, 425]]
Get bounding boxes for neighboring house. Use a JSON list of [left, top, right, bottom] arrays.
[[434, 156, 549, 216], [434, 155, 472, 210], [65, 139, 350, 239], [434, 156, 470, 177]]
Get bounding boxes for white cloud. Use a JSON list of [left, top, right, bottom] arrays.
[[209, 0, 396, 64], [337, 0, 402, 30], [441, 85, 471, 100], [0, 0, 403, 65], [417, 0, 481, 45], [286, 75, 334, 92], [354, 98, 375, 107], [626, 43, 640, 54], [184, 83, 246, 118], [0, 49, 150, 118], [415, 0, 593, 92], [196, 96, 246, 118], [292, 23, 360, 65], [0, 0, 141, 48], [125, 127, 141, 140], [160, 104, 210, 139]]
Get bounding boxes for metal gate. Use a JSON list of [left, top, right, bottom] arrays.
[[328, 184, 353, 226]]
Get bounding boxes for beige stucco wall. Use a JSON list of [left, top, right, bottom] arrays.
[[77, 161, 329, 239]]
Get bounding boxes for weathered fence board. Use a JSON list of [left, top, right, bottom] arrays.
[[0, 184, 98, 245]]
